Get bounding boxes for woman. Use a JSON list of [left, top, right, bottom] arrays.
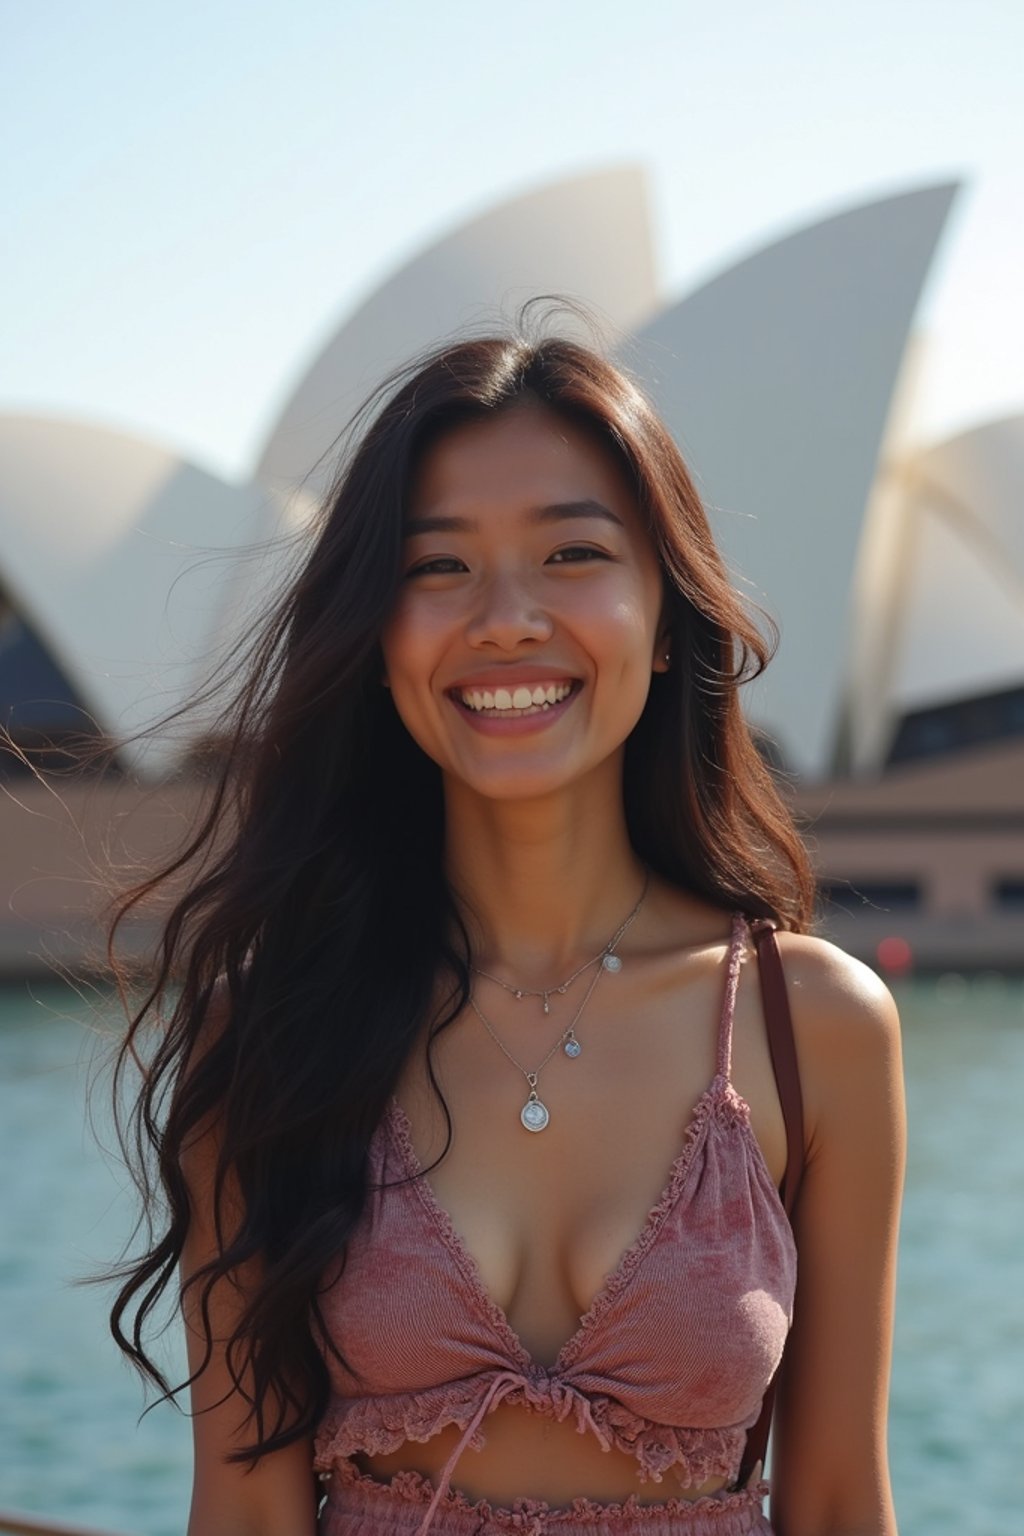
[[108, 316, 905, 1536]]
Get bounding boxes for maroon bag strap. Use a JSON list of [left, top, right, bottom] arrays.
[[737, 918, 804, 1488]]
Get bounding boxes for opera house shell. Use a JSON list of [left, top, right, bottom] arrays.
[[2, 168, 1022, 972]]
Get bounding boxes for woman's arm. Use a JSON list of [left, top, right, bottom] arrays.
[[179, 1010, 319, 1536], [768, 935, 907, 1536]]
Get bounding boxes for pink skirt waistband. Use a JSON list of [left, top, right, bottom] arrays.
[[318, 1459, 773, 1536]]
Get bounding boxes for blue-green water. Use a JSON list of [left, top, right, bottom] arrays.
[[1, 978, 1022, 1535]]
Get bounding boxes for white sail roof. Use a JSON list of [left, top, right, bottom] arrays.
[[0, 415, 280, 771], [622, 182, 959, 777], [255, 165, 659, 502]]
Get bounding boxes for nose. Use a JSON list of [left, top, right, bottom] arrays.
[[464, 567, 554, 650]]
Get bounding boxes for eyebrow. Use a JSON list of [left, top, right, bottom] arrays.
[[403, 498, 626, 536]]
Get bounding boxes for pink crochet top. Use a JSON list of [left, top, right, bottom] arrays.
[[313, 914, 797, 1533]]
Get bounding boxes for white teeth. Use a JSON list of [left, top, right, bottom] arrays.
[[455, 680, 576, 713]]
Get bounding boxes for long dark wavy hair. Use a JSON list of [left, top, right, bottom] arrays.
[[104, 307, 815, 1464]]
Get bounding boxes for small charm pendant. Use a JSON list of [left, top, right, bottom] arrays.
[[563, 1032, 582, 1058], [542, 993, 551, 1015], [521, 1094, 550, 1132], [602, 952, 622, 972]]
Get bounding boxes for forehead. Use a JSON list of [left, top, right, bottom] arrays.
[[408, 401, 644, 528]]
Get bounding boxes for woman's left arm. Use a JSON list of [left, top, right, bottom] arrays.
[[769, 936, 907, 1536]]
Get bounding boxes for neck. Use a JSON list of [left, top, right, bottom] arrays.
[[443, 770, 648, 986]]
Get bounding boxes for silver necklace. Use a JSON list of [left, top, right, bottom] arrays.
[[470, 869, 650, 1015], [469, 961, 606, 1132], [467, 875, 650, 1133]]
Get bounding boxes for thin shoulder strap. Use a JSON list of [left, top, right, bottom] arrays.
[[737, 917, 804, 1489], [715, 912, 746, 1081], [752, 919, 804, 1212]]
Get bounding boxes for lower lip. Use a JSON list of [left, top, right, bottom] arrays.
[[447, 683, 581, 735]]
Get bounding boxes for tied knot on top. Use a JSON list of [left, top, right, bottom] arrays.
[[414, 1370, 614, 1536]]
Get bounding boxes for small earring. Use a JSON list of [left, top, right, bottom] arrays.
[[663, 652, 671, 666]]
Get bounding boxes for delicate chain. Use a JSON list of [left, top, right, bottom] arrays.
[[468, 874, 651, 1132], [468, 958, 606, 1086], [470, 869, 649, 1014]]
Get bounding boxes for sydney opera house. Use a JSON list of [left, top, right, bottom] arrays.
[[1, 168, 1022, 973]]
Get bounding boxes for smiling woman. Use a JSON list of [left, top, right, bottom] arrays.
[[102, 304, 904, 1536], [382, 403, 669, 802]]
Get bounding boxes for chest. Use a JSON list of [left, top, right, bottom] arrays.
[[385, 975, 786, 1366], [321, 1084, 795, 1422]]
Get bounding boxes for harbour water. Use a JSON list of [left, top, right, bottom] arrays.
[[1, 976, 1022, 1535]]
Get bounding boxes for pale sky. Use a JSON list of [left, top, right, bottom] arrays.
[[3, 0, 1022, 483]]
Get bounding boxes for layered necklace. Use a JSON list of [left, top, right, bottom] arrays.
[[468, 870, 650, 1132]]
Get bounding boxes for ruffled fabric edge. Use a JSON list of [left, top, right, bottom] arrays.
[[314, 1382, 747, 1490], [314, 1386, 491, 1468], [323, 1454, 770, 1527], [588, 1395, 747, 1487]]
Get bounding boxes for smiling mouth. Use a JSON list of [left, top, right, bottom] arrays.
[[448, 679, 581, 718]]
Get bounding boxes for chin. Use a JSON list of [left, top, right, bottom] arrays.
[[444, 750, 620, 806], [454, 772, 573, 803]]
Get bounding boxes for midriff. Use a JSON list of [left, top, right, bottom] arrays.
[[353, 1404, 731, 1506]]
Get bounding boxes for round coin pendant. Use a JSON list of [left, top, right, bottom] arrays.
[[521, 1097, 550, 1132], [602, 952, 622, 972], [564, 1035, 582, 1058]]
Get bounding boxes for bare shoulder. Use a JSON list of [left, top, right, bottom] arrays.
[[772, 929, 900, 1048], [770, 931, 903, 1135], [766, 932, 905, 1535]]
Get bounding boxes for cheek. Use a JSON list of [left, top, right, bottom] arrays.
[[379, 601, 452, 753], [381, 593, 443, 676], [592, 591, 658, 669]]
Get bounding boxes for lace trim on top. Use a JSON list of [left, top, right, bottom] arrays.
[[325, 1453, 771, 1525], [313, 1377, 749, 1489]]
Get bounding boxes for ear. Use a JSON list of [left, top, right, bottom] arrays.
[[652, 626, 673, 674]]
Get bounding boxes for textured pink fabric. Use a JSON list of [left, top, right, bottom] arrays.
[[313, 914, 796, 1536], [320, 1456, 773, 1536]]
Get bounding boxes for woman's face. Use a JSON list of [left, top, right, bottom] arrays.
[[380, 400, 670, 803]]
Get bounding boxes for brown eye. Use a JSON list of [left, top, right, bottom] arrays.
[[406, 557, 466, 577], [547, 546, 608, 564]]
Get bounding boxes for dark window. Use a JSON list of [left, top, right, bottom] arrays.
[[889, 681, 1024, 764], [0, 590, 113, 776], [993, 878, 1024, 911], [0, 599, 91, 731]]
